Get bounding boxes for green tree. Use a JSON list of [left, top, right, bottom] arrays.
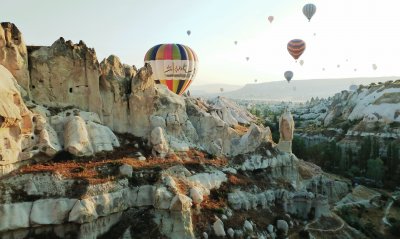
[[366, 158, 384, 182]]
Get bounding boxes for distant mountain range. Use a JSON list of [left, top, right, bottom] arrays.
[[191, 77, 400, 102]]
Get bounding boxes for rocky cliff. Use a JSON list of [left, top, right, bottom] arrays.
[[0, 22, 373, 239]]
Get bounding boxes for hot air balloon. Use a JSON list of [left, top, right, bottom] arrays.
[[187, 30, 191, 36], [303, 3, 316, 22], [246, 57, 250, 61], [337, 64, 340, 68], [287, 39, 306, 60], [144, 43, 198, 95], [354, 68, 357, 71], [299, 60, 304, 66], [322, 68, 325, 71], [268, 16, 274, 23], [284, 71, 293, 83], [254, 79, 258, 83], [372, 64, 377, 70], [234, 41, 238, 45], [220, 88, 224, 92]]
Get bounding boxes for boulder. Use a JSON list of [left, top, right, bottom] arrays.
[[277, 220, 289, 235], [213, 217, 226, 237], [0, 202, 32, 231], [119, 164, 133, 177]]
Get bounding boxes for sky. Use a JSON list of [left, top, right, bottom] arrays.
[[2, 0, 400, 86]]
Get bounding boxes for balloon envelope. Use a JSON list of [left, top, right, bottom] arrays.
[[234, 41, 238, 45], [284, 71, 293, 82], [372, 64, 377, 70], [268, 16, 274, 23], [299, 60, 304, 66], [187, 30, 191, 36], [144, 43, 198, 95], [303, 3, 316, 21], [287, 39, 306, 60], [246, 57, 249, 61]]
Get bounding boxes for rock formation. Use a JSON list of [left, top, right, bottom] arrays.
[[277, 108, 295, 153], [0, 23, 30, 96]]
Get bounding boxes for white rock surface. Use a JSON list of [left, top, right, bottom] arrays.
[[213, 217, 226, 237], [227, 228, 235, 238], [243, 220, 253, 232], [119, 164, 133, 177], [0, 202, 32, 231], [150, 126, 169, 157], [277, 220, 289, 235], [30, 198, 77, 225]]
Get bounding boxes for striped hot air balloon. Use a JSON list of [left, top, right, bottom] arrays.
[[287, 39, 306, 60], [144, 43, 198, 95], [303, 3, 316, 21]]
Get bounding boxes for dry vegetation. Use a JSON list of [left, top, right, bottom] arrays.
[[16, 139, 228, 185]]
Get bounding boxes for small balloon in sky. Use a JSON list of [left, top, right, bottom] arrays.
[[313, 33, 316, 36], [246, 57, 249, 61], [287, 39, 306, 60], [299, 59, 304, 66], [220, 87, 224, 92], [354, 68, 357, 71], [346, 59, 349, 62], [268, 16, 274, 23], [303, 3, 317, 22], [284, 71, 293, 83], [186, 30, 191, 36], [337, 64, 340, 68], [372, 64, 377, 70], [234, 41, 238, 45], [322, 68, 325, 71], [254, 79, 258, 83]]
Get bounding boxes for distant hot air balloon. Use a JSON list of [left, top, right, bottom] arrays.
[[303, 3, 316, 22], [287, 39, 306, 60], [186, 30, 191, 36], [254, 79, 258, 83], [299, 60, 304, 66], [246, 57, 250, 61], [220, 88, 224, 92], [268, 16, 274, 23], [354, 68, 357, 71], [322, 68, 325, 71], [337, 64, 340, 68], [313, 33, 316, 36], [144, 43, 198, 95], [346, 59, 349, 62], [372, 64, 377, 70], [234, 41, 238, 45], [284, 71, 293, 83]]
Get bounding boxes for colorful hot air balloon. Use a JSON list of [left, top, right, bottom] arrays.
[[144, 43, 198, 95], [299, 60, 304, 66], [187, 30, 191, 36], [372, 64, 377, 70], [284, 71, 293, 83], [287, 39, 306, 60], [268, 16, 274, 23], [303, 3, 316, 22]]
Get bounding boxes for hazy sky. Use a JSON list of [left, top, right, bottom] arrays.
[[2, 0, 400, 86]]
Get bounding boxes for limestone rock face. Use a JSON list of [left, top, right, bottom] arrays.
[[150, 127, 169, 157], [28, 38, 102, 117], [50, 109, 119, 156], [0, 65, 34, 174], [0, 22, 30, 95], [277, 109, 295, 153], [99, 55, 136, 132]]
